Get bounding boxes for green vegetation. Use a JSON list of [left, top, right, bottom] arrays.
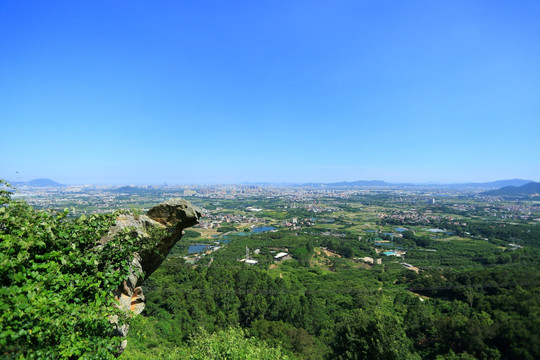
[[0, 181, 146, 359], [123, 189, 539, 359], [3, 181, 540, 359], [125, 321, 293, 359], [217, 225, 238, 233], [125, 233, 539, 359], [183, 230, 202, 239]]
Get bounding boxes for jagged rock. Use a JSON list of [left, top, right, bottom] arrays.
[[142, 199, 201, 279], [147, 198, 201, 227], [102, 199, 201, 355], [108, 315, 129, 354]]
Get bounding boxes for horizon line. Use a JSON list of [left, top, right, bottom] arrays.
[[5, 178, 537, 187]]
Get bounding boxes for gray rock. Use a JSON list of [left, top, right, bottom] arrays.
[[102, 199, 200, 355], [141, 199, 201, 280]]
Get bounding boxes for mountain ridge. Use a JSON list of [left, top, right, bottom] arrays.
[[5, 178, 536, 190], [9, 178, 66, 187], [482, 181, 540, 196], [298, 178, 534, 189]]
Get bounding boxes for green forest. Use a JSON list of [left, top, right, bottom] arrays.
[[124, 232, 540, 360], [1, 181, 540, 359]]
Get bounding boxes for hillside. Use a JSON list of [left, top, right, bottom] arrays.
[[297, 179, 534, 189], [10, 178, 65, 187], [452, 178, 535, 189], [326, 180, 391, 187], [3, 180, 540, 359], [483, 181, 540, 196], [0, 183, 201, 359]]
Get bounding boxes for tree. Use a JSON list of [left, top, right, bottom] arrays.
[[0, 183, 148, 358], [332, 309, 420, 360], [187, 327, 293, 359]]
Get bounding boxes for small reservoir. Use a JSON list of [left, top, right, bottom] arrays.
[[252, 226, 276, 233], [187, 244, 210, 254]]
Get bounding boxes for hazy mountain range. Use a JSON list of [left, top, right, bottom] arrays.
[[5, 178, 537, 190], [298, 179, 535, 189], [482, 182, 540, 196], [9, 178, 66, 187]]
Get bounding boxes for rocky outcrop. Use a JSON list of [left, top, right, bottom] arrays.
[[142, 200, 200, 278], [100, 199, 201, 354]]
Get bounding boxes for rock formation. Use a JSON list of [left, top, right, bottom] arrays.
[[99, 199, 201, 354]]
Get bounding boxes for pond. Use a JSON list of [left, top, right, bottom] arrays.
[[252, 226, 276, 233], [187, 244, 210, 254]]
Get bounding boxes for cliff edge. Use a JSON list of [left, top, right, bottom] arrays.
[[100, 199, 201, 353]]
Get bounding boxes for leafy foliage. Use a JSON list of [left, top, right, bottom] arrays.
[[187, 327, 293, 359], [217, 225, 238, 233], [126, 226, 540, 360], [124, 321, 294, 359], [0, 185, 146, 359], [332, 309, 419, 360], [4, 182, 540, 359]]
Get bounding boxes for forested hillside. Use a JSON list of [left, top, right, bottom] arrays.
[[0, 181, 139, 358], [124, 230, 540, 359], [2, 179, 540, 359]]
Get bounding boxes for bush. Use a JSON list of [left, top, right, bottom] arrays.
[[0, 181, 146, 359]]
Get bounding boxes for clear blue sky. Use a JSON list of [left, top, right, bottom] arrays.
[[1, 1, 539, 184]]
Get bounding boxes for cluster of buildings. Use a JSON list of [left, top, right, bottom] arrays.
[[379, 210, 442, 225], [13, 186, 150, 213], [195, 213, 262, 229], [279, 217, 316, 229], [238, 247, 292, 265]]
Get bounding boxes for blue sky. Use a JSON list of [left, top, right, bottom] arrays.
[[1, 1, 539, 184]]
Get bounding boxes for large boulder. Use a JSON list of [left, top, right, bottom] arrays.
[[142, 199, 201, 278], [100, 199, 201, 354]]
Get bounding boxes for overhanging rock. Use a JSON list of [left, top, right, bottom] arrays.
[[100, 199, 201, 354]]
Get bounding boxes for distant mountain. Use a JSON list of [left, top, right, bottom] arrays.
[[482, 182, 540, 196], [297, 180, 393, 188], [11, 178, 66, 187], [296, 179, 535, 189], [327, 180, 392, 187], [450, 179, 534, 189]]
